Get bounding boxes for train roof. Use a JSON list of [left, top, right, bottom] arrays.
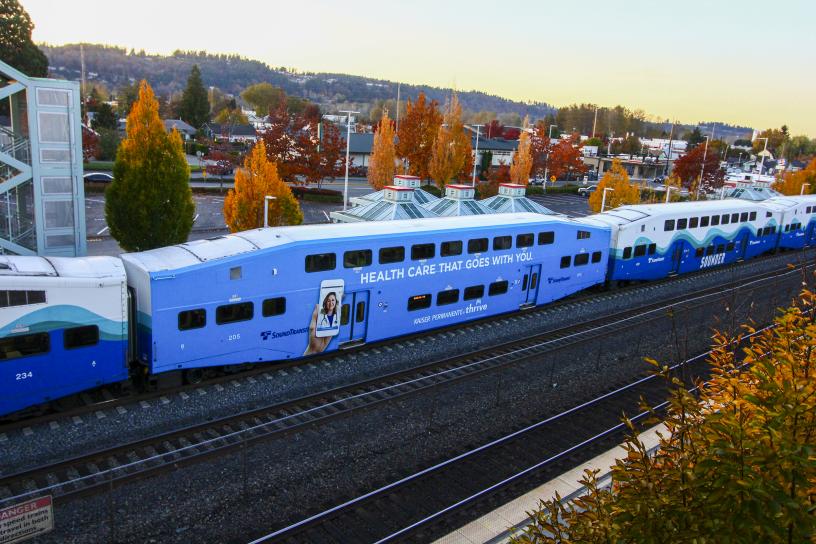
[[761, 195, 816, 211], [122, 213, 605, 274], [0, 255, 124, 278], [587, 199, 766, 227]]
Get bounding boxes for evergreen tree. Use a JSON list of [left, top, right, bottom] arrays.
[[91, 102, 118, 130], [223, 140, 302, 232], [106, 81, 194, 251], [178, 65, 209, 127], [0, 0, 48, 77]]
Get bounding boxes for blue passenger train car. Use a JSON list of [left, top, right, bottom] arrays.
[[120, 213, 610, 377], [762, 195, 816, 250], [589, 200, 780, 282], [0, 256, 129, 416]]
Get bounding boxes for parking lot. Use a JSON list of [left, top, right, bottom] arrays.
[[528, 192, 593, 216]]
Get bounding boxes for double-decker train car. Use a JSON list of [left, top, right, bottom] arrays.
[[120, 213, 610, 381], [591, 200, 781, 281], [5, 195, 816, 419], [0, 256, 129, 416], [761, 195, 816, 250]]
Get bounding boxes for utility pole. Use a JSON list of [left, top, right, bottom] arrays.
[[698, 135, 710, 198], [340, 110, 359, 211], [471, 125, 483, 186], [664, 120, 674, 177], [592, 107, 598, 139], [544, 124, 557, 185], [395, 82, 401, 133]]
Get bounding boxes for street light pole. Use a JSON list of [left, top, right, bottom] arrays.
[[544, 124, 557, 185], [801, 183, 810, 195], [339, 110, 359, 211], [263, 196, 277, 228], [471, 124, 483, 187], [665, 185, 676, 204], [601, 187, 614, 212], [697, 135, 710, 199], [756, 137, 769, 176]]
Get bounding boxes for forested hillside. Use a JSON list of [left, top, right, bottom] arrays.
[[42, 44, 555, 120]]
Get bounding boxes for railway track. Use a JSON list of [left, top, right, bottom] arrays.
[[249, 326, 769, 544], [2, 246, 813, 433], [0, 261, 806, 513]]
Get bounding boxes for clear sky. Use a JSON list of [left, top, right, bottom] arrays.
[[21, 0, 816, 136]]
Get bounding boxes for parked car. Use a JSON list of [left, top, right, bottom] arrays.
[[577, 185, 598, 197], [528, 176, 545, 186], [83, 172, 114, 183]]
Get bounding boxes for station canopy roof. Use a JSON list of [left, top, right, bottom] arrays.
[[480, 184, 557, 215], [330, 184, 438, 223], [422, 184, 495, 216], [350, 175, 440, 207], [725, 186, 781, 201]]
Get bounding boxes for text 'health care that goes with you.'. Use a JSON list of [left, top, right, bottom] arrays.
[[359, 251, 535, 285]]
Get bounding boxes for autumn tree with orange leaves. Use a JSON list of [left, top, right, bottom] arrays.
[[397, 92, 442, 182], [223, 140, 302, 232], [545, 138, 587, 181], [510, 116, 533, 184], [368, 109, 397, 190], [672, 142, 724, 193], [588, 159, 641, 213], [429, 94, 472, 188], [105, 80, 194, 251], [773, 158, 816, 195]]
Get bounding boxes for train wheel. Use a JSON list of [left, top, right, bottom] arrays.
[[184, 368, 205, 385]]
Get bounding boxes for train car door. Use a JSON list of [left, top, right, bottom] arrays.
[[670, 242, 683, 275], [338, 291, 370, 347], [807, 222, 816, 246], [521, 264, 541, 307]]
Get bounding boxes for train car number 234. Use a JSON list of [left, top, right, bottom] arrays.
[[16, 372, 33, 380]]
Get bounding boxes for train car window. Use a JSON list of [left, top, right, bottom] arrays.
[[216, 302, 253, 325], [634, 245, 647, 257], [464, 285, 484, 300], [689, 217, 699, 228], [727, 242, 735, 251], [305, 253, 336, 273], [538, 231, 555, 245], [493, 236, 512, 250], [561, 255, 572, 267], [701, 216, 710, 227], [577, 230, 591, 239], [574, 253, 590, 266], [677, 218, 688, 230], [717, 245, 725, 254], [648, 243, 657, 255], [64, 325, 99, 349], [178, 309, 206, 330], [721, 214, 730, 225], [664, 219, 675, 231], [516, 233, 534, 247], [731, 213, 740, 223], [407, 294, 432, 311], [355, 301, 366, 323], [767, 211, 774, 217], [749, 211, 757, 221], [468, 238, 488, 253], [706, 246, 715, 256], [622, 247, 632, 260], [740, 212, 749, 222], [0, 290, 47, 308], [695, 247, 704, 258], [437, 289, 460, 306], [379, 246, 405, 264], [711, 215, 720, 226], [591, 251, 602, 263], [340, 304, 350, 325], [230, 267, 242, 280], [411, 243, 435, 260], [488, 280, 509, 296], [0, 332, 50, 360], [262, 297, 286, 317], [784, 225, 790, 232], [441, 241, 463, 257], [344, 249, 372, 268]]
